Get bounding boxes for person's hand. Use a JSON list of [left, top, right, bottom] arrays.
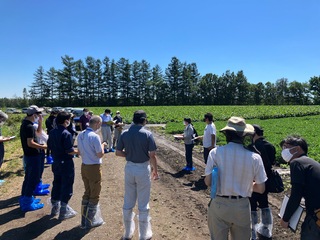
[[280, 219, 289, 228], [38, 114, 43, 123], [152, 171, 160, 180]]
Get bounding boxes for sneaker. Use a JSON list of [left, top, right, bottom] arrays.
[[104, 149, 108, 154], [182, 166, 189, 171], [189, 167, 196, 171], [109, 148, 115, 153]]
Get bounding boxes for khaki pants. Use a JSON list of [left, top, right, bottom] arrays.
[[81, 164, 102, 205], [208, 196, 251, 240]]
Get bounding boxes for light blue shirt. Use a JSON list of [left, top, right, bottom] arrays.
[[100, 113, 112, 128], [77, 127, 103, 164]]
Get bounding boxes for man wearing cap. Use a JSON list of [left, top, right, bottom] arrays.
[[249, 124, 276, 240], [113, 110, 123, 149], [280, 135, 320, 239], [204, 116, 267, 240], [19, 105, 47, 212], [47, 111, 78, 220], [116, 110, 159, 240]]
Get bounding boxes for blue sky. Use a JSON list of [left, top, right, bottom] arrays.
[[0, 0, 319, 98]]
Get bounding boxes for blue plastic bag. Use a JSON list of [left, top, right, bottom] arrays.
[[210, 167, 218, 199]]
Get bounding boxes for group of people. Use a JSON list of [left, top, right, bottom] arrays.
[[17, 105, 157, 239], [2, 104, 320, 240], [202, 116, 320, 240], [78, 108, 124, 153]]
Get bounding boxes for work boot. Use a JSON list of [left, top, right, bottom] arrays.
[[138, 211, 152, 240], [20, 196, 44, 212], [251, 211, 259, 240], [58, 202, 77, 220], [123, 209, 136, 239], [256, 207, 273, 239], [80, 200, 89, 228], [50, 199, 61, 217], [84, 202, 104, 228]]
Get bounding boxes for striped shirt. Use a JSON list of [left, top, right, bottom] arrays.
[[205, 142, 267, 197]]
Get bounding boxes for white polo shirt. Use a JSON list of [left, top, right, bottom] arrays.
[[205, 142, 267, 197]]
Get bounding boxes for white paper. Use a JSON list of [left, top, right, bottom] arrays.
[[278, 195, 304, 232]]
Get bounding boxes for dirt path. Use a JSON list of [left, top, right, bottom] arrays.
[[0, 127, 300, 240]]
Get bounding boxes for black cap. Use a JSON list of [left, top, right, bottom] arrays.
[[133, 110, 147, 123], [252, 124, 264, 136]]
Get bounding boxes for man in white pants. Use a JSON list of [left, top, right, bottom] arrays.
[[100, 109, 114, 153], [116, 110, 159, 240]]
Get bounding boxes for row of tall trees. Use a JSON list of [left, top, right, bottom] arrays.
[[2, 55, 320, 107]]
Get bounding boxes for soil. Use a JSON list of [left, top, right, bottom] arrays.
[[0, 127, 301, 240]]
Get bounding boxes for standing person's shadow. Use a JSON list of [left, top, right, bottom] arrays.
[[1, 215, 61, 240]]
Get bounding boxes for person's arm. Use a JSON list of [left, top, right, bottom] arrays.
[[149, 151, 159, 180], [115, 149, 126, 157], [210, 134, 216, 149], [27, 138, 47, 150], [0, 136, 14, 142], [204, 174, 212, 187], [281, 183, 303, 227], [96, 142, 106, 158], [253, 182, 265, 194], [36, 115, 43, 135]]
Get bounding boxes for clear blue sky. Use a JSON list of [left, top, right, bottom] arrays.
[[0, 0, 319, 98]]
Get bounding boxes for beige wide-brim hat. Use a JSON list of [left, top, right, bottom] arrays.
[[220, 116, 254, 136]]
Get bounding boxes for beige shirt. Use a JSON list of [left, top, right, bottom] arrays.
[[205, 142, 267, 197]]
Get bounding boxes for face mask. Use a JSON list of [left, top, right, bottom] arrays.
[[84, 112, 88, 116], [116, 114, 120, 117], [65, 120, 70, 127], [281, 147, 296, 162], [34, 116, 39, 123]]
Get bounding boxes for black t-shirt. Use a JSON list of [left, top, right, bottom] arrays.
[[283, 156, 320, 221], [113, 116, 123, 128], [20, 119, 40, 156]]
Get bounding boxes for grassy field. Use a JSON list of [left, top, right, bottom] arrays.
[[1, 106, 320, 176]]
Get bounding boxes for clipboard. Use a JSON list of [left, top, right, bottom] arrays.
[[278, 195, 304, 232]]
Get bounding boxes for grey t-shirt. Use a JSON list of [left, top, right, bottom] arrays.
[[116, 124, 157, 163]]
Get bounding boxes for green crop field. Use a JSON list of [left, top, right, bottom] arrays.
[[2, 105, 320, 164]]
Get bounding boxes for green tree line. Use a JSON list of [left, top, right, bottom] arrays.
[[1, 55, 320, 107]]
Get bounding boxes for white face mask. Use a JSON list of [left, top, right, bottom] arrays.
[[116, 114, 120, 117], [34, 115, 39, 123], [281, 147, 297, 162]]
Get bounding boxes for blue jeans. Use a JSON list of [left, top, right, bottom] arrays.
[[185, 144, 194, 168], [21, 155, 41, 197], [51, 159, 75, 204]]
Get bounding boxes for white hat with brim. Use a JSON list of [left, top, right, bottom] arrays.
[[220, 116, 254, 136]]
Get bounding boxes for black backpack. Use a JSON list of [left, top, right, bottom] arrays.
[[192, 125, 199, 143]]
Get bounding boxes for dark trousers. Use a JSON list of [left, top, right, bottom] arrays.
[[301, 214, 320, 240], [203, 147, 210, 164], [51, 159, 75, 204], [249, 191, 269, 211], [21, 155, 41, 197], [0, 143, 4, 168], [185, 144, 194, 168], [39, 150, 45, 180]]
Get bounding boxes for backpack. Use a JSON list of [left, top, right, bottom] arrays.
[[192, 125, 199, 143]]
